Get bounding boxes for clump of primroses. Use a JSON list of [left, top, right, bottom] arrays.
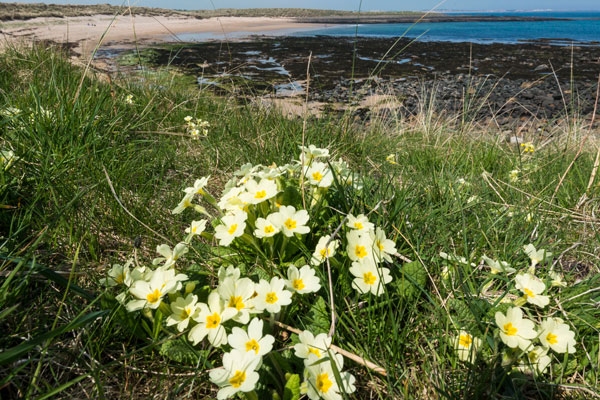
[[105, 145, 398, 399], [447, 244, 576, 376]]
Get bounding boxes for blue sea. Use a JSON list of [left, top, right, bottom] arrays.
[[292, 11, 600, 45]]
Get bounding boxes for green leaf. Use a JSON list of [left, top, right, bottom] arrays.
[[394, 261, 427, 300], [306, 296, 330, 334], [283, 373, 300, 400], [159, 338, 199, 366]]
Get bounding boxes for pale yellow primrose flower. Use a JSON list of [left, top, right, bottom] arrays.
[[349, 261, 392, 296], [299, 144, 329, 163], [184, 177, 209, 195], [509, 169, 520, 183], [218, 265, 241, 284], [386, 154, 397, 165], [217, 276, 256, 324], [126, 268, 186, 311], [153, 242, 188, 269], [240, 178, 278, 205], [253, 277, 292, 314], [515, 273, 550, 308], [218, 186, 245, 212], [303, 161, 334, 188], [311, 235, 339, 266], [184, 115, 193, 122], [125, 94, 134, 104], [227, 317, 274, 357], [439, 252, 476, 267], [189, 292, 236, 347], [495, 307, 537, 351], [523, 244, 552, 268], [539, 317, 576, 354], [285, 265, 321, 294], [548, 269, 567, 287], [454, 330, 481, 363], [210, 349, 260, 400], [271, 205, 310, 237], [370, 227, 397, 263], [103, 260, 133, 287], [172, 192, 195, 214], [0, 150, 16, 168], [293, 330, 332, 360], [254, 214, 280, 238], [346, 214, 374, 232], [185, 220, 207, 239], [166, 293, 199, 332], [303, 352, 356, 400], [517, 346, 552, 375], [346, 230, 376, 265], [481, 255, 516, 274], [214, 211, 248, 246]]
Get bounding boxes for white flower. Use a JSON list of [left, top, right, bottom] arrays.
[[346, 230, 376, 265], [439, 252, 476, 267], [240, 178, 279, 205], [166, 294, 199, 332], [228, 318, 274, 357], [218, 265, 241, 283], [286, 265, 321, 294], [218, 186, 245, 212], [548, 269, 567, 287], [509, 169, 520, 183], [294, 330, 332, 360], [0, 150, 16, 168], [303, 161, 334, 187], [209, 349, 261, 400], [185, 220, 207, 238], [515, 273, 550, 308], [172, 192, 195, 214], [346, 214, 374, 232], [184, 177, 209, 195], [214, 211, 248, 246], [126, 268, 183, 311], [517, 346, 552, 375], [311, 235, 339, 266], [303, 352, 356, 400], [184, 115, 193, 122], [370, 227, 396, 263], [454, 330, 481, 363], [299, 144, 329, 163], [153, 242, 188, 269], [539, 317, 576, 354], [217, 276, 256, 324], [386, 154, 397, 165], [189, 292, 236, 347], [125, 94, 134, 104], [481, 255, 516, 274], [349, 262, 392, 296], [495, 307, 537, 351], [103, 260, 133, 287], [271, 206, 310, 237], [254, 214, 280, 238], [253, 277, 292, 314], [523, 244, 552, 267]]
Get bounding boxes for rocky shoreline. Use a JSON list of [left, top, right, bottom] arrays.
[[112, 36, 600, 127]]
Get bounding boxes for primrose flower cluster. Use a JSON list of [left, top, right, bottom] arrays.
[[105, 145, 398, 398], [184, 115, 210, 137], [446, 244, 576, 376]]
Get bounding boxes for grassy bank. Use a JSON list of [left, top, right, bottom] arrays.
[[0, 44, 599, 399]]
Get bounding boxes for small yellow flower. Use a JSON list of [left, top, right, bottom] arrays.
[[520, 142, 535, 152], [386, 154, 397, 165]]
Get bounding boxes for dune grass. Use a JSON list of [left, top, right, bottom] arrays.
[[0, 44, 599, 399]]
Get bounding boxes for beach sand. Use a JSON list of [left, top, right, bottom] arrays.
[[0, 15, 327, 54]]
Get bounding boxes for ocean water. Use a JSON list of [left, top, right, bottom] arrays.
[[293, 11, 600, 45]]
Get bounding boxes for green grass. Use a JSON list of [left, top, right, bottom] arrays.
[[0, 44, 599, 399]]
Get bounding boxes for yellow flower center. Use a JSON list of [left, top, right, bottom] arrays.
[[229, 370, 246, 388], [255, 190, 267, 199], [245, 339, 260, 354], [312, 171, 323, 181], [523, 288, 535, 298], [355, 245, 367, 259], [206, 312, 221, 329], [264, 225, 275, 234], [308, 347, 321, 357], [363, 271, 377, 285], [546, 332, 558, 345], [458, 334, 472, 348], [115, 272, 125, 284], [227, 224, 238, 235], [293, 279, 305, 291], [320, 247, 330, 258], [503, 322, 518, 336], [228, 296, 245, 311], [183, 199, 192, 208], [376, 240, 384, 251], [354, 222, 363, 229], [284, 219, 297, 230], [316, 373, 333, 394], [265, 292, 278, 304], [146, 289, 161, 304], [180, 308, 192, 319]]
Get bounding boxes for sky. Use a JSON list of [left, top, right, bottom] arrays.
[[5, 0, 600, 11]]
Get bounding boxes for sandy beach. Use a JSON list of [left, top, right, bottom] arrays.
[[0, 14, 328, 54]]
